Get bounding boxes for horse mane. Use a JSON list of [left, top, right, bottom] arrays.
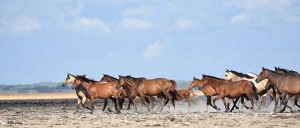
[[76, 75, 98, 83], [229, 70, 254, 79], [263, 68, 279, 74], [68, 73, 77, 78], [202, 74, 224, 80], [124, 75, 145, 79], [104, 74, 118, 80], [193, 77, 201, 81], [275, 67, 299, 74], [247, 72, 258, 76]]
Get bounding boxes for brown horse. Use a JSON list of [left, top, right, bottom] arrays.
[[258, 67, 300, 112], [256, 67, 300, 112], [189, 76, 245, 112], [158, 89, 196, 112], [224, 69, 275, 111], [100, 74, 136, 110], [189, 77, 225, 112], [273, 67, 300, 111], [72, 75, 120, 114], [199, 75, 258, 112], [117, 75, 179, 112]]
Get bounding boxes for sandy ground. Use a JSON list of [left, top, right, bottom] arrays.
[[0, 94, 300, 128]]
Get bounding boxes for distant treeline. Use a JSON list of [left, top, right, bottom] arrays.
[[0, 81, 191, 93]]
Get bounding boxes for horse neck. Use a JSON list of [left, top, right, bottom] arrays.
[[205, 78, 219, 90], [231, 74, 243, 81], [109, 77, 118, 82], [124, 80, 138, 94], [266, 71, 284, 88], [80, 81, 92, 90]]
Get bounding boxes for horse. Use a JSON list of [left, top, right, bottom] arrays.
[[158, 89, 196, 112], [224, 69, 275, 110], [62, 73, 92, 113], [199, 75, 258, 112], [274, 67, 300, 111], [116, 75, 179, 112], [189, 77, 228, 112], [256, 67, 300, 112], [99, 74, 135, 110], [72, 75, 120, 114]]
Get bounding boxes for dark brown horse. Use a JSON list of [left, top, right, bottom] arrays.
[[100, 74, 136, 110], [117, 75, 179, 112], [256, 67, 300, 112], [198, 75, 258, 112], [72, 75, 120, 114], [274, 67, 300, 111]]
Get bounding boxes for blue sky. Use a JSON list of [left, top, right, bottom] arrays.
[[1, 0, 300, 84]]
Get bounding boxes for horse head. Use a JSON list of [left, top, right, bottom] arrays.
[[62, 73, 76, 87]]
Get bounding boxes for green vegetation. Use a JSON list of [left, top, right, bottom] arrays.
[[0, 82, 73, 93], [0, 80, 191, 93]]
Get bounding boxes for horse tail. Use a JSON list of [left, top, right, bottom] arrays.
[[250, 81, 259, 100], [170, 80, 177, 91]]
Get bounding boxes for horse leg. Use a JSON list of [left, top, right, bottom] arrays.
[[230, 97, 240, 112], [222, 97, 228, 112], [118, 98, 125, 110], [243, 96, 250, 109], [213, 95, 223, 110], [111, 97, 121, 114], [74, 97, 82, 114], [280, 94, 293, 113], [102, 99, 108, 111], [205, 96, 210, 112], [185, 96, 191, 112], [246, 93, 255, 111], [265, 94, 274, 109], [257, 95, 265, 111], [141, 95, 151, 112], [293, 95, 300, 108], [241, 96, 245, 112], [90, 96, 95, 114], [81, 95, 92, 111], [274, 93, 280, 112], [161, 88, 173, 112]]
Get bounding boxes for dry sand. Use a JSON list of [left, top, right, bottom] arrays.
[[0, 93, 299, 128]]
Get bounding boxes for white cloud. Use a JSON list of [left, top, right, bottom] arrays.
[[122, 5, 154, 17], [68, 17, 111, 33], [285, 15, 300, 23], [8, 17, 41, 36], [118, 18, 153, 31], [70, 5, 84, 18], [143, 41, 164, 59], [173, 19, 194, 30], [230, 13, 250, 24]]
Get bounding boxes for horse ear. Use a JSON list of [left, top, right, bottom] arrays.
[[262, 67, 265, 70], [193, 76, 196, 80]]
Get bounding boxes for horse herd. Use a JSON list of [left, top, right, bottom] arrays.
[[62, 67, 300, 114]]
